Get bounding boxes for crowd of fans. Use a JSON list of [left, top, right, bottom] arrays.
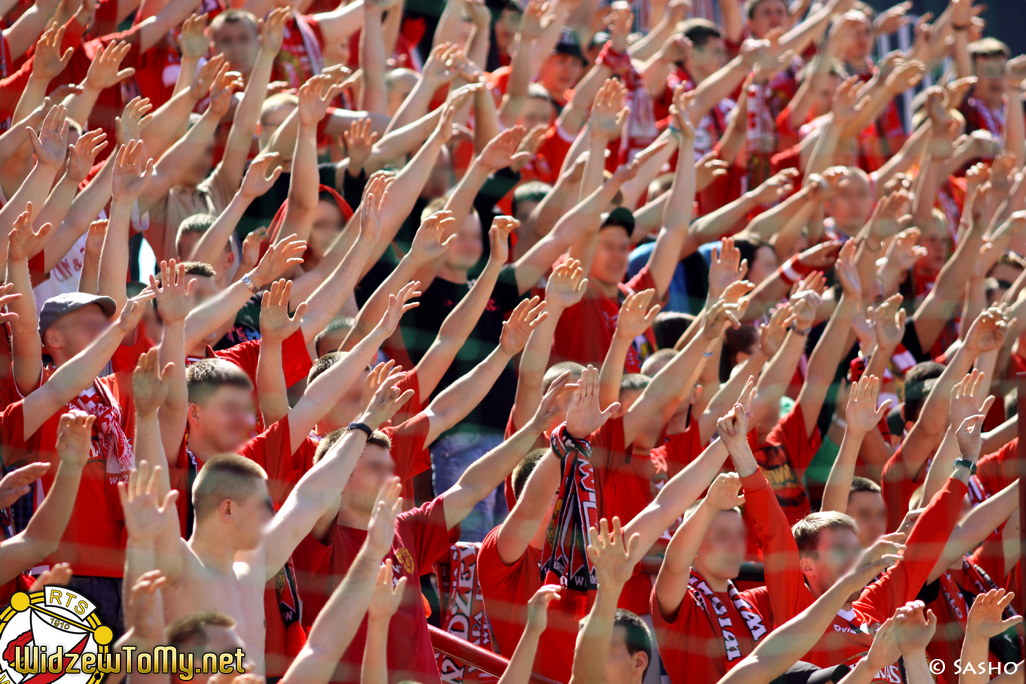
[[0, 0, 1024, 681]]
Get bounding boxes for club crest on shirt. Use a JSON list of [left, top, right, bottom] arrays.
[[0, 587, 113, 684], [395, 548, 415, 575]]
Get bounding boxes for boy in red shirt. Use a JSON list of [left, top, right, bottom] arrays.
[[291, 360, 567, 684], [735, 395, 979, 676]]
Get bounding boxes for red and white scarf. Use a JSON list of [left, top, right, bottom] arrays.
[[69, 380, 133, 477], [596, 43, 658, 164], [435, 542, 496, 684], [688, 569, 766, 663], [541, 424, 600, 592], [939, 557, 1022, 663], [276, 12, 326, 89]]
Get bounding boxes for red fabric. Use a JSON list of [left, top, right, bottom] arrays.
[[552, 266, 658, 372], [880, 444, 927, 532], [207, 328, 313, 390], [237, 416, 318, 506], [751, 477, 969, 674], [926, 535, 1010, 684], [293, 496, 460, 684], [525, 125, 576, 186], [744, 406, 821, 527], [477, 527, 583, 682], [969, 438, 1019, 505], [0, 374, 136, 577], [274, 14, 325, 88]]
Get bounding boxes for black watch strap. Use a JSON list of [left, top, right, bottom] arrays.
[[347, 422, 373, 438], [953, 457, 977, 476]]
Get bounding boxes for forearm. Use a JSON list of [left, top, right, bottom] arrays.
[[753, 332, 806, 421], [360, 6, 387, 115], [279, 122, 320, 245], [257, 339, 290, 428], [384, 78, 436, 135], [745, 186, 813, 240], [98, 199, 134, 314], [497, 625, 542, 684], [340, 254, 421, 350], [699, 350, 768, 443], [598, 336, 631, 410], [156, 320, 187, 459], [8, 256, 41, 397], [821, 428, 867, 513], [12, 75, 52, 126], [425, 347, 515, 444], [190, 193, 249, 264], [572, 586, 620, 684], [140, 89, 204, 161], [183, 279, 258, 350], [958, 632, 991, 684], [361, 619, 390, 684], [63, 87, 104, 134], [35, 174, 78, 239], [686, 192, 761, 247], [172, 56, 200, 98], [300, 241, 374, 343], [20, 460, 82, 555], [511, 308, 561, 430], [689, 58, 749, 125], [142, 113, 219, 211]]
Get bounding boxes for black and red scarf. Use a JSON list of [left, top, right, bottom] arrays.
[[939, 557, 1022, 663], [540, 424, 600, 592]]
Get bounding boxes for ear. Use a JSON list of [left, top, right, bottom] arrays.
[[187, 402, 201, 428], [42, 327, 61, 353], [220, 498, 233, 522], [798, 556, 814, 577], [633, 651, 649, 678]]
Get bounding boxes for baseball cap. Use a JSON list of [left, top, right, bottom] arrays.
[[601, 206, 636, 232], [39, 292, 117, 338], [554, 29, 585, 63]]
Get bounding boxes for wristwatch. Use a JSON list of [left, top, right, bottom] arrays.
[[953, 457, 977, 476], [241, 273, 260, 294], [347, 422, 373, 438]]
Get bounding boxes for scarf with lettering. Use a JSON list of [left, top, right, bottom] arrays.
[[70, 380, 133, 476], [540, 423, 599, 592], [688, 569, 767, 664], [596, 42, 657, 164], [276, 12, 326, 88], [434, 542, 496, 684], [939, 557, 1022, 663]]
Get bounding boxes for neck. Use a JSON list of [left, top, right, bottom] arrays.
[[594, 278, 619, 298], [335, 501, 372, 531], [187, 432, 230, 463], [694, 563, 731, 592], [684, 62, 708, 85], [438, 265, 469, 284], [315, 407, 358, 437], [189, 526, 238, 573]]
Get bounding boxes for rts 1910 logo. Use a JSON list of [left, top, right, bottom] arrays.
[[0, 587, 113, 684]]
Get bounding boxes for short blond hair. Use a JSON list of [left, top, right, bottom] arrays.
[[192, 453, 267, 522], [792, 511, 859, 556]]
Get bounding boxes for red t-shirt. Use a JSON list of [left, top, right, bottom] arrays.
[[880, 444, 927, 533], [746, 406, 821, 526], [275, 15, 326, 89], [552, 267, 659, 372], [200, 328, 313, 390], [653, 472, 784, 683], [751, 477, 969, 677], [926, 535, 1009, 684], [969, 438, 1018, 505], [477, 527, 582, 683], [293, 496, 460, 684]]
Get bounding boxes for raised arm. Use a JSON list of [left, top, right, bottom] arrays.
[[6, 207, 46, 397], [283, 479, 400, 684], [257, 281, 307, 428], [0, 414, 92, 585], [822, 376, 892, 513], [959, 590, 1023, 684], [103, 140, 153, 315]]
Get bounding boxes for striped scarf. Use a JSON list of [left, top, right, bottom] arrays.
[[540, 424, 600, 592], [689, 569, 767, 663], [435, 542, 496, 684]]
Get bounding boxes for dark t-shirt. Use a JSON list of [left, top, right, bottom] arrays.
[[399, 265, 525, 435]]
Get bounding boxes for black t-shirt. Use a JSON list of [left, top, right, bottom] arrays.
[[399, 265, 525, 435], [238, 163, 339, 238]]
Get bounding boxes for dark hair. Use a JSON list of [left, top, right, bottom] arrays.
[[681, 19, 723, 49], [166, 610, 237, 649], [186, 359, 253, 404], [614, 609, 652, 679], [154, 260, 217, 288], [192, 453, 267, 522], [720, 325, 760, 381], [512, 181, 552, 218], [313, 427, 392, 464], [652, 311, 694, 349], [732, 236, 772, 270], [308, 351, 346, 384], [176, 214, 220, 258], [849, 476, 881, 496], [511, 448, 549, 501], [902, 361, 944, 423], [314, 316, 355, 357], [1006, 388, 1018, 420]]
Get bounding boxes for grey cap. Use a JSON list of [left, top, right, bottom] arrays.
[[39, 292, 117, 338]]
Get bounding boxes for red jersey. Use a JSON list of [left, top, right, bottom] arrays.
[[293, 496, 460, 684], [969, 438, 1018, 505], [752, 477, 968, 675], [652, 471, 787, 683], [552, 266, 658, 372], [275, 14, 326, 89], [746, 406, 821, 526], [880, 444, 926, 533], [477, 527, 582, 683]]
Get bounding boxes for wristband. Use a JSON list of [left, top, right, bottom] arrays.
[[778, 255, 813, 286], [347, 422, 373, 439], [241, 273, 260, 294], [788, 322, 811, 336], [703, 350, 714, 357], [832, 416, 847, 430], [952, 22, 970, 31], [953, 457, 977, 475]]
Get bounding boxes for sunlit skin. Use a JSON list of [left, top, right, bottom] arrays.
[[841, 13, 875, 66], [747, 0, 789, 39], [846, 490, 887, 547], [799, 526, 864, 603], [591, 226, 633, 296], [824, 171, 873, 236], [257, 101, 296, 155], [188, 385, 258, 455], [172, 624, 254, 684], [538, 53, 584, 101], [685, 36, 729, 84], [43, 304, 111, 365], [972, 56, 1008, 108], [516, 96, 557, 131], [309, 199, 344, 264], [693, 510, 748, 591], [212, 19, 260, 76]]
